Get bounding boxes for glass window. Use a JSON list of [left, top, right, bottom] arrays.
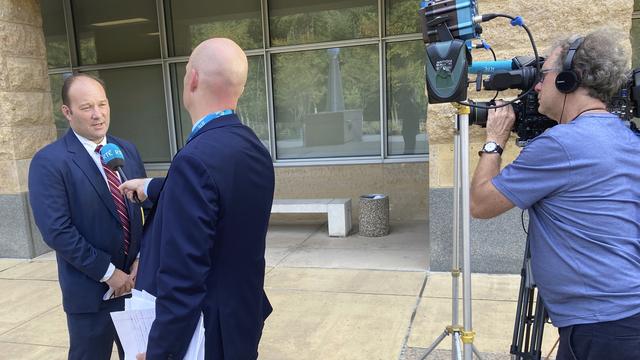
[[386, 0, 422, 36], [41, 0, 70, 68], [170, 56, 269, 149], [48, 74, 69, 139], [386, 40, 428, 155], [272, 45, 380, 159], [87, 66, 171, 163], [269, 0, 378, 46], [165, 0, 263, 56], [71, 0, 161, 65]]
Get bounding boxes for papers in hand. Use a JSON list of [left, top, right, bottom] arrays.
[[110, 289, 205, 360]]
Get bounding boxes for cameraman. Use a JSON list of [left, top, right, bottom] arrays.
[[470, 28, 640, 359]]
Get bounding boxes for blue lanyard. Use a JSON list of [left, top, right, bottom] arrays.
[[187, 109, 235, 142]]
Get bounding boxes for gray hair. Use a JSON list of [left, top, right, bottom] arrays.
[[549, 28, 629, 103]]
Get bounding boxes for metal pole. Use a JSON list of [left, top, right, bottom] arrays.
[[422, 108, 476, 360], [452, 117, 461, 360], [458, 110, 474, 360]]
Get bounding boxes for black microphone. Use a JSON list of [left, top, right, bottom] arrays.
[[99, 143, 140, 203]]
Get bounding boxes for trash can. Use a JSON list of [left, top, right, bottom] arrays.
[[359, 194, 390, 237]]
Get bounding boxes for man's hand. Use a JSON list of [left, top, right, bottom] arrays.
[[129, 259, 139, 286], [486, 100, 516, 147], [119, 178, 149, 202], [106, 268, 134, 297], [136, 353, 146, 360], [470, 100, 517, 219]]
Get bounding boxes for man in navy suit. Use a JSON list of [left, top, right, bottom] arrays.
[[120, 38, 275, 360], [29, 74, 147, 360]]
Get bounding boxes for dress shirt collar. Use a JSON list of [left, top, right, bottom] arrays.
[[73, 130, 107, 154]]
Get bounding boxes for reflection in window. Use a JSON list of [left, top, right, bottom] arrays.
[[71, 0, 160, 65], [170, 57, 269, 149], [386, 0, 422, 36], [41, 0, 70, 68], [86, 66, 171, 162], [386, 41, 428, 155], [166, 0, 262, 56], [272, 45, 380, 159], [269, 0, 377, 46], [48, 74, 69, 139]]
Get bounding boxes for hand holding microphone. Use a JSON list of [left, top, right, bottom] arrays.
[[99, 144, 146, 202], [119, 178, 149, 203]]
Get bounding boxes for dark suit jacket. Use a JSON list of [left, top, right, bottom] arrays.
[[136, 114, 275, 360], [29, 129, 147, 313]]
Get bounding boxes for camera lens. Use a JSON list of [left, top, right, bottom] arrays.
[[468, 100, 488, 126]]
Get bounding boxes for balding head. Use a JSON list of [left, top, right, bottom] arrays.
[[183, 38, 248, 121]]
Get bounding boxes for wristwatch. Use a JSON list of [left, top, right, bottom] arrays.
[[478, 141, 503, 156]]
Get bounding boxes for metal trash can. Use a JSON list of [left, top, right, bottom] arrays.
[[359, 194, 390, 237]]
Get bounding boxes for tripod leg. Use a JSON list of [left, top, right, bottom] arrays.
[[511, 268, 528, 358], [453, 332, 463, 360], [420, 330, 450, 360], [471, 343, 485, 360], [530, 295, 548, 360]]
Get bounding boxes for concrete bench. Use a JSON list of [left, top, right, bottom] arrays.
[[271, 199, 352, 237]]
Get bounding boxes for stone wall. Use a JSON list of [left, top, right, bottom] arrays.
[[0, 0, 55, 258]]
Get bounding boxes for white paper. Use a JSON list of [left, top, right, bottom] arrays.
[[111, 290, 205, 360], [111, 308, 155, 359]]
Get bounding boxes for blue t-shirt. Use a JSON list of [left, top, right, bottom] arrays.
[[493, 113, 640, 327]]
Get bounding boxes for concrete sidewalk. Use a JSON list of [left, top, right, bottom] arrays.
[[0, 222, 558, 359]]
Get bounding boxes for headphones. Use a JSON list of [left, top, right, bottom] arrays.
[[555, 37, 584, 93]]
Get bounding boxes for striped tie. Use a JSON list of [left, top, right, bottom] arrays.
[[95, 145, 130, 255]]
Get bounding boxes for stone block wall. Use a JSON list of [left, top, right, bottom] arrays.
[[273, 162, 428, 225], [0, 0, 56, 258]]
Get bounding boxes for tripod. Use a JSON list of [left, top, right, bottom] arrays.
[[510, 235, 549, 360], [421, 104, 483, 360]]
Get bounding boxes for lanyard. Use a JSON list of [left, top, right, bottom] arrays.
[[187, 109, 235, 142]]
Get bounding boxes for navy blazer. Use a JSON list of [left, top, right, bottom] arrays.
[[29, 129, 147, 313], [136, 114, 275, 360]]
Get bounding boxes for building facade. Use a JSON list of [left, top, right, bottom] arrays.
[[0, 0, 637, 259]]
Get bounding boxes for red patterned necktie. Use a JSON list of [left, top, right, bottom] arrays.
[[95, 145, 130, 255]]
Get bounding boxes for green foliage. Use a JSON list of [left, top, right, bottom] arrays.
[[48, 74, 68, 138], [190, 18, 262, 51], [270, 5, 377, 46], [45, 40, 69, 68], [237, 57, 269, 141], [386, 0, 422, 36]]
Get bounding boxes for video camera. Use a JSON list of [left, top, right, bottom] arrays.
[[469, 63, 640, 146], [467, 56, 557, 146], [610, 68, 640, 123], [420, 0, 640, 146]]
